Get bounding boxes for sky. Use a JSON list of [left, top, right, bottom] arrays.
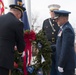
[[2, 0, 76, 31], [31, 0, 76, 31]]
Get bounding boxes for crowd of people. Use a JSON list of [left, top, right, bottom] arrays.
[[0, 2, 76, 75]]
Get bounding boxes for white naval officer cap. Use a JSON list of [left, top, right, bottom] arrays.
[[48, 4, 60, 11]]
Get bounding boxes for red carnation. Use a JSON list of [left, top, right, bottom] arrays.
[[14, 62, 18, 68]]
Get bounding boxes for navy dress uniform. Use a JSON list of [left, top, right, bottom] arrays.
[[42, 4, 60, 75], [0, 4, 26, 75], [54, 10, 75, 75]]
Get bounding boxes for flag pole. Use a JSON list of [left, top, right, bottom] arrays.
[[25, 0, 31, 30]]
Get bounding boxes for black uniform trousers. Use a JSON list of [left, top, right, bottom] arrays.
[[0, 66, 11, 75], [61, 70, 75, 75]]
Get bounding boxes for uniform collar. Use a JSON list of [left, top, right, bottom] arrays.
[[60, 21, 69, 28], [62, 21, 69, 28]]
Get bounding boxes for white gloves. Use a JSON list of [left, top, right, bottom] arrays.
[[58, 66, 64, 72], [21, 51, 25, 57], [75, 68, 76, 74]]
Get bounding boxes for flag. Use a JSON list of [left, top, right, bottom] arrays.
[[15, 0, 22, 5], [15, 0, 30, 30], [22, 12, 30, 30], [0, 0, 4, 15]]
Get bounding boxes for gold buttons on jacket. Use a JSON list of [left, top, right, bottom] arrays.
[[52, 38, 55, 42], [53, 20, 55, 22], [52, 32, 54, 34]]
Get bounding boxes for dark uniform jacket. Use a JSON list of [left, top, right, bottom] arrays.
[[0, 12, 25, 69], [42, 18, 59, 45], [56, 22, 75, 70]]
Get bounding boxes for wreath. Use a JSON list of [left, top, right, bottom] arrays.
[[30, 30, 52, 75], [12, 30, 52, 75]]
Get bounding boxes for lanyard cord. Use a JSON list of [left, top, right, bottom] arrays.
[[49, 18, 56, 32]]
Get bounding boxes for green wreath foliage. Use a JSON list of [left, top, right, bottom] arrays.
[[30, 30, 52, 75], [12, 30, 52, 75], [11, 51, 23, 75]]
